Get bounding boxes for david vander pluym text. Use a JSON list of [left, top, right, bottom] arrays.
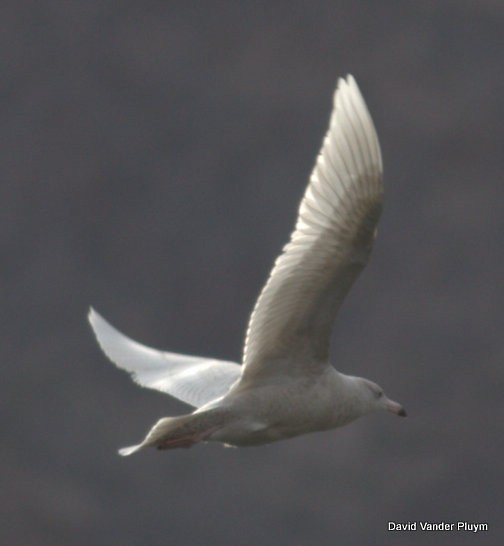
[[388, 521, 488, 533]]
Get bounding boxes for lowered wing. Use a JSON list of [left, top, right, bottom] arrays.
[[88, 308, 241, 408]]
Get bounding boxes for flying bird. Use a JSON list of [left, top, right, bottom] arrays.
[[89, 75, 406, 456]]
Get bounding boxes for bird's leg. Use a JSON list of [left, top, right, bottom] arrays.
[[144, 410, 227, 451], [156, 425, 222, 450]]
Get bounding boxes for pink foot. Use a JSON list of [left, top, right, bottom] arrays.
[[156, 425, 221, 450]]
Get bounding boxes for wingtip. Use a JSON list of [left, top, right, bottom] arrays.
[[87, 307, 108, 345], [87, 307, 110, 335], [335, 74, 361, 98], [345, 73, 356, 85], [336, 73, 354, 87], [334, 74, 359, 110], [87, 306, 99, 325]]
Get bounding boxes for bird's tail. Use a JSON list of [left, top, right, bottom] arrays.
[[118, 410, 226, 456], [118, 444, 144, 457]]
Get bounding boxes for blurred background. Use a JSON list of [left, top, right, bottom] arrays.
[[2, 1, 503, 544]]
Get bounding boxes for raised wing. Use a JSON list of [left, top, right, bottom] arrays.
[[88, 308, 241, 408], [240, 75, 383, 386]]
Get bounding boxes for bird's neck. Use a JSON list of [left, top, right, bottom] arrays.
[[334, 373, 371, 421]]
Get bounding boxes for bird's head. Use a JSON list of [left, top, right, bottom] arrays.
[[359, 378, 407, 417]]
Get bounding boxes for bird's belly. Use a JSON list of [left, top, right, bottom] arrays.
[[208, 381, 339, 447]]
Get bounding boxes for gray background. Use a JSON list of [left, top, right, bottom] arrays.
[[2, 2, 503, 545]]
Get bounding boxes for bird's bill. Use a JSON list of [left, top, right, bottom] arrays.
[[385, 398, 407, 417]]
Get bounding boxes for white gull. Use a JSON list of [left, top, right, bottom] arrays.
[[88, 75, 406, 456]]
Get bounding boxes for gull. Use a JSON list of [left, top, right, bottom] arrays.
[[88, 75, 406, 456]]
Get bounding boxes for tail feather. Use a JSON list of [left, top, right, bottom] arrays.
[[118, 444, 144, 457]]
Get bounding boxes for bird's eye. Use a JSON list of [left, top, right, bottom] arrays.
[[376, 390, 383, 399]]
